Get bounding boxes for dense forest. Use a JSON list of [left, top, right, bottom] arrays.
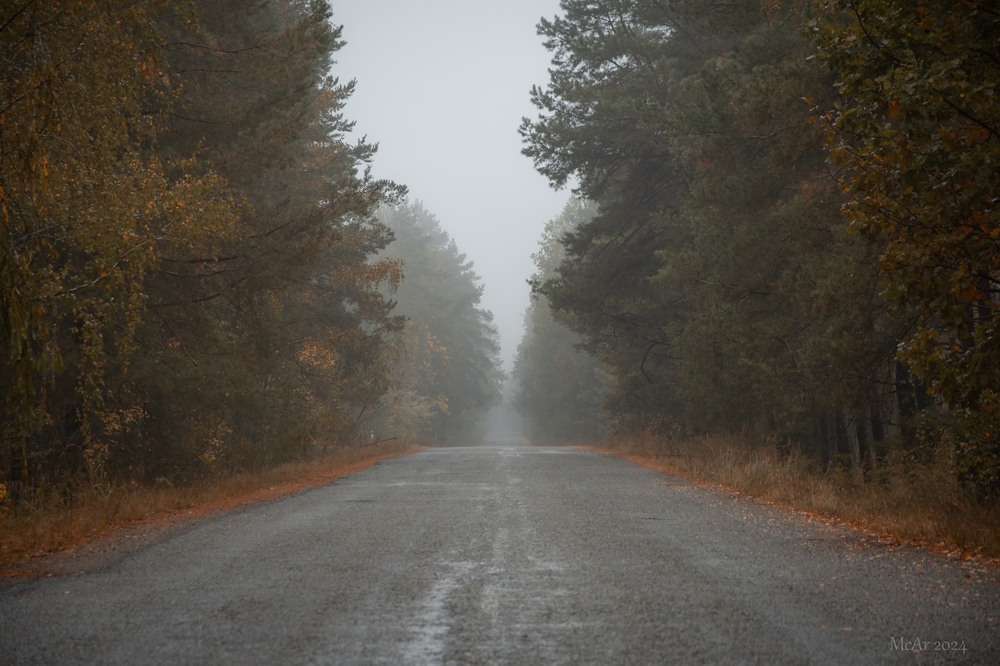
[[516, 0, 999, 497], [0, 0, 501, 500], [514, 197, 610, 443], [3, 0, 998, 510], [372, 202, 504, 445]]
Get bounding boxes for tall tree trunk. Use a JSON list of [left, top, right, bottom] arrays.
[[883, 362, 902, 445], [843, 410, 864, 482], [895, 362, 918, 440], [862, 405, 877, 472]]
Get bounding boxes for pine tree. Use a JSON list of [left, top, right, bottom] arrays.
[[812, 0, 1000, 494], [375, 202, 504, 444], [123, 0, 405, 474], [0, 1, 237, 486], [522, 0, 912, 471], [514, 197, 610, 442]]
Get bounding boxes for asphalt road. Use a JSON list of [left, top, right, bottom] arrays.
[[2, 445, 999, 664]]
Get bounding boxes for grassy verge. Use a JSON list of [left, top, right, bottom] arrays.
[[592, 434, 1000, 562], [0, 442, 419, 572]]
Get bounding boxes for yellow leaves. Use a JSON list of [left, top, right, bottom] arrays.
[[0, 1, 249, 468], [158, 168, 241, 253], [432, 397, 450, 415], [367, 258, 404, 293], [758, 0, 781, 21], [297, 339, 338, 370], [137, 56, 161, 82], [381, 258, 404, 293], [201, 420, 232, 468], [100, 406, 149, 436]]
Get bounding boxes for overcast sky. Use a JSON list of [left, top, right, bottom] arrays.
[[330, 0, 568, 372]]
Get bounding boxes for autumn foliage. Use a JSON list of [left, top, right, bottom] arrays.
[[0, 1, 420, 498], [520, 0, 1000, 497], [812, 0, 1000, 495]]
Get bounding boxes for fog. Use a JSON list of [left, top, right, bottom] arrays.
[[331, 0, 567, 373]]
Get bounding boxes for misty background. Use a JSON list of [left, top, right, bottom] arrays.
[[331, 0, 567, 373]]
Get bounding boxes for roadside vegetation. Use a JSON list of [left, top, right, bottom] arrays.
[[0, 1, 501, 560], [599, 435, 1000, 560], [0, 442, 415, 571], [516, 1, 999, 558]]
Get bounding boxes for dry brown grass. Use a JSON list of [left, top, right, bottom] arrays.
[[592, 433, 1000, 562], [0, 442, 419, 572]]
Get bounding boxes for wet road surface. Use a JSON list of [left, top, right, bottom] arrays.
[[2, 445, 999, 664]]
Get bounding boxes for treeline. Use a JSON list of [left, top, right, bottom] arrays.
[[517, 1, 999, 496], [373, 202, 504, 445], [514, 197, 609, 443], [0, 1, 500, 499]]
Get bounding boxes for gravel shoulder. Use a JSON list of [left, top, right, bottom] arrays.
[[1, 445, 998, 664]]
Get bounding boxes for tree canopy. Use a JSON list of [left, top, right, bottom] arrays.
[[1, 0, 408, 493], [513, 197, 610, 443], [521, 0, 999, 495], [373, 202, 504, 444], [811, 0, 1000, 492]]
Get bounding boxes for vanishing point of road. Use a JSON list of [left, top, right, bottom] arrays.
[[2, 445, 998, 664]]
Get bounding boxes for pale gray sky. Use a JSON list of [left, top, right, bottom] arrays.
[[330, 0, 568, 371]]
